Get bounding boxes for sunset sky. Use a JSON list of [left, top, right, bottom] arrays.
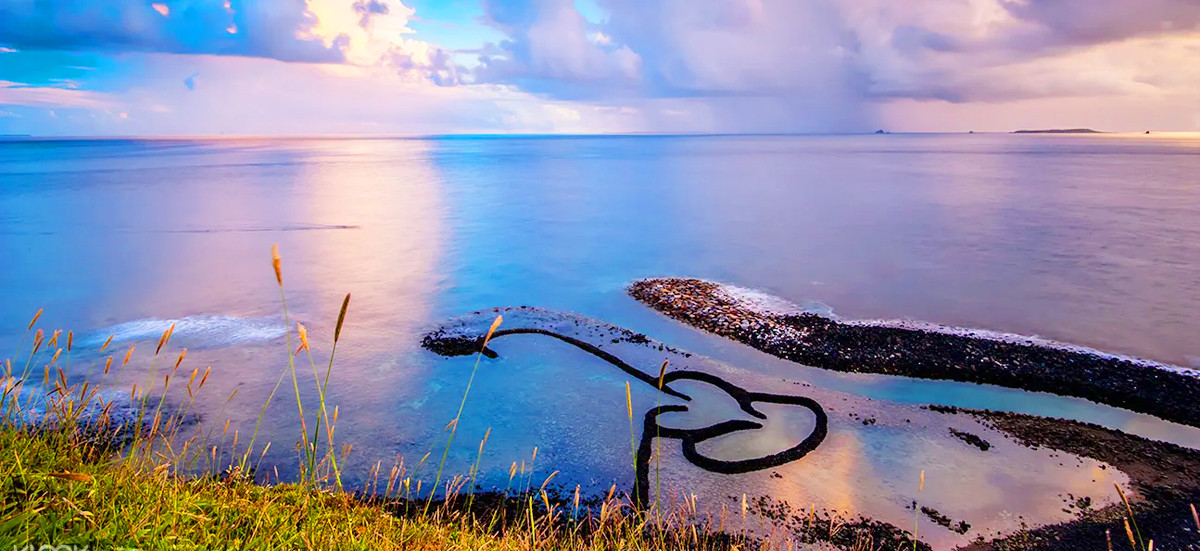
[[1, 0, 1197, 135]]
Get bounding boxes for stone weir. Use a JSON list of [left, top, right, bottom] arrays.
[[419, 305, 1200, 550], [628, 277, 1200, 428]]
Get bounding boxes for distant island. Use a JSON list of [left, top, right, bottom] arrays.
[[1013, 128, 1102, 134]]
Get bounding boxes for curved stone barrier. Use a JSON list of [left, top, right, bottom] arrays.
[[635, 369, 827, 507], [629, 277, 1200, 428], [421, 307, 829, 508]]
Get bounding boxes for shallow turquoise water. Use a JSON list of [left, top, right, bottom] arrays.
[[2, 133, 1199, 504]]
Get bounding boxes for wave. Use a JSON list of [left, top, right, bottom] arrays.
[[138, 224, 360, 234], [82, 315, 287, 349], [0, 224, 359, 236], [720, 285, 834, 317], [840, 318, 1200, 377], [716, 283, 1199, 377]]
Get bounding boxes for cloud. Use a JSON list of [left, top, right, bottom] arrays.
[[469, 0, 1200, 131], [598, 0, 864, 97], [0, 52, 653, 136], [0, 80, 115, 109], [474, 0, 871, 131], [851, 0, 1200, 104], [393, 46, 464, 86], [0, 0, 348, 63], [0, 0, 474, 91], [997, 0, 1200, 51], [302, 0, 471, 85], [3, 0, 1196, 135], [353, 0, 390, 28], [474, 0, 642, 97]]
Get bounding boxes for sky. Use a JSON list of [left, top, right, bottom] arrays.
[[0, 0, 1197, 135]]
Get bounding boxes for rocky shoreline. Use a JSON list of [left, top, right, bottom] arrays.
[[948, 406, 1200, 551], [421, 304, 1198, 549], [628, 278, 1200, 428], [753, 403, 1200, 551]]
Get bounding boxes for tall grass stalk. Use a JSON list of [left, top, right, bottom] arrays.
[[1116, 483, 1149, 550], [304, 292, 351, 490], [655, 358, 668, 519], [524, 447, 539, 497], [239, 354, 291, 476], [467, 427, 491, 512], [913, 469, 924, 551], [270, 245, 316, 482], [2, 246, 992, 551], [297, 321, 341, 489], [626, 380, 638, 507], [10, 308, 42, 361], [429, 314, 502, 513]]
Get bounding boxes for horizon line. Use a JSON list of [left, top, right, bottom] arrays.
[[4, 130, 1199, 141]]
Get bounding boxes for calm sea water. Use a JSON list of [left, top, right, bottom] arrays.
[[2, 134, 1199, 506]]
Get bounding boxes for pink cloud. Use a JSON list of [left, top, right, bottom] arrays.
[[0, 81, 115, 109]]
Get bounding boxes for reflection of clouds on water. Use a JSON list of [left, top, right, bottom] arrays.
[[808, 429, 866, 515], [694, 401, 820, 463], [657, 379, 749, 430], [45, 139, 451, 486], [266, 138, 447, 482]]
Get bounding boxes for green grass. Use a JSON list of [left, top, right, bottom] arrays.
[[0, 240, 968, 551], [0, 422, 741, 550], [0, 245, 767, 551]]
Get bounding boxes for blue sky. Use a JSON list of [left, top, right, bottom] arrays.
[[1, 0, 1198, 135]]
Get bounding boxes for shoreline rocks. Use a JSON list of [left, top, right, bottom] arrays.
[[420, 303, 1200, 549], [948, 407, 1200, 551], [628, 278, 1200, 428]]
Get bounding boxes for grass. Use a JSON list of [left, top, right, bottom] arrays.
[[1, 245, 797, 551], [6, 244, 1183, 551], [0, 423, 756, 550], [3, 244, 1084, 551]]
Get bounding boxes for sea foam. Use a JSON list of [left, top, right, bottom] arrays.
[[714, 282, 1199, 378], [82, 315, 286, 348]]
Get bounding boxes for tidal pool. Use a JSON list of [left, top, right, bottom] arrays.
[[423, 307, 1138, 550]]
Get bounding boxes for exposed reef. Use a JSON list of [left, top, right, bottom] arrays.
[[936, 407, 1200, 551], [424, 324, 689, 399], [949, 428, 992, 452], [421, 307, 828, 509], [628, 278, 1200, 428], [755, 497, 934, 551], [922, 506, 972, 535], [420, 305, 1197, 549]]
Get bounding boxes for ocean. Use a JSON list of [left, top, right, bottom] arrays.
[[2, 133, 1199, 544]]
